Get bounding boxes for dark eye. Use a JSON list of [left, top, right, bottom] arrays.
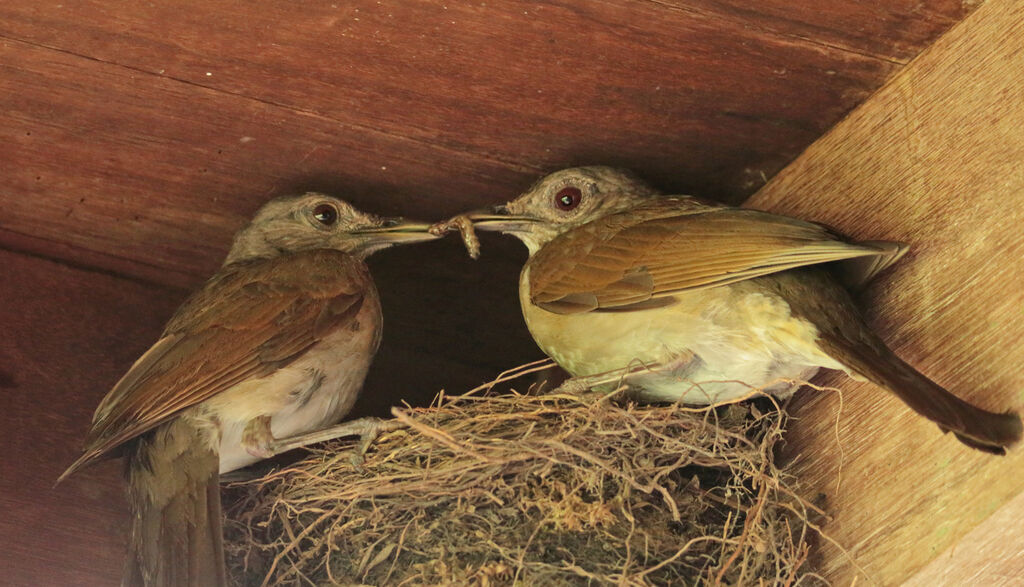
[[312, 204, 338, 226], [554, 186, 582, 211]]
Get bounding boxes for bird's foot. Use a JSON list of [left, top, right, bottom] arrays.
[[550, 366, 654, 396], [349, 417, 406, 468], [266, 416, 405, 467], [241, 415, 276, 459]]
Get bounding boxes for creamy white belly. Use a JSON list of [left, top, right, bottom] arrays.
[[520, 267, 842, 405], [202, 294, 383, 473]]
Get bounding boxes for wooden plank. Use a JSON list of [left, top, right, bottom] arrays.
[[0, 0, 900, 206], [0, 37, 530, 289], [903, 489, 1024, 586], [0, 250, 182, 586], [745, 0, 1024, 583], [653, 0, 971, 61]]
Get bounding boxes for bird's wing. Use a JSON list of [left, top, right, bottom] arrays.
[[61, 249, 369, 479], [528, 202, 894, 314]]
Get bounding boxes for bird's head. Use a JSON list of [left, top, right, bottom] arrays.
[[467, 167, 661, 254], [225, 193, 438, 264]]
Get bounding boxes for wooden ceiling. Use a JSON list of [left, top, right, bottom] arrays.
[[2, 0, 972, 288], [0, 1, 982, 584], [0, 0, 977, 400]]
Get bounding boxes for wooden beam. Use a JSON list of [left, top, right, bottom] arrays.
[[746, 0, 1024, 583], [0, 250, 180, 586], [0, 0, 914, 265], [652, 0, 971, 61], [903, 489, 1024, 585], [0, 36, 531, 289]]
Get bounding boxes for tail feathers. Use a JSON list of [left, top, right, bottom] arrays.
[[125, 418, 227, 587], [824, 333, 1022, 454], [837, 240, 909, 291]]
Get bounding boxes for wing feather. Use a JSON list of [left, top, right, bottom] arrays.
[[62, 249, 370, 478], [528, 201, 896, 314]]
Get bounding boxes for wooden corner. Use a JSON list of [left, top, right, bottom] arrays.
[[746, 0, 1024, 583]]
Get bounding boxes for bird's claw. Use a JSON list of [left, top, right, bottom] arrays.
[[350, 417, 405, 468]]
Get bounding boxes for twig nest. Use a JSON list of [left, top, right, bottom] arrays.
[[225, 386, 824, 586]]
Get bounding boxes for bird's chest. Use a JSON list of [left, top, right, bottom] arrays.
[[272, 293, 384, 435], [213, 293, 383, 472]]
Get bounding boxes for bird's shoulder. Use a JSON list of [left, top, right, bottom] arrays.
[[524, 196, 719, 281], [164, 248, 370, 335]]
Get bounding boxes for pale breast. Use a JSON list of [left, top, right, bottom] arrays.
[[519, 267, 839, 405]]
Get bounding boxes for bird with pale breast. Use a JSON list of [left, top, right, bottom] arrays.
[[58, 193, 439, 586], [454, 166, 1021, 454]]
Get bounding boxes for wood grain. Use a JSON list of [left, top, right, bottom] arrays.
[[0, 250, 182, 586], [903, 489, 1024, 586], [653, 0, 971, 61], [0, 36, 529, 289], [0, 0, 913, 247], [745, 0, 1024, 583]]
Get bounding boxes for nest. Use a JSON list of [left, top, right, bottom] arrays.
[[224, 364, 828, 586]]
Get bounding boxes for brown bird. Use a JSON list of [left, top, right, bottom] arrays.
[[58, 193, 439, 586], [464, 166, 1021, 454]]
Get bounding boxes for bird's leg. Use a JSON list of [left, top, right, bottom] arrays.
[[266, 417, 405, 466], [550, 360, 667, 396], [219, 467, 267, 483], [240, 415, 403, 465]]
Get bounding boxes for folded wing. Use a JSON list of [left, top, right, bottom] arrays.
[[528, 200, 899, 314], [59, 249, 367, 480]]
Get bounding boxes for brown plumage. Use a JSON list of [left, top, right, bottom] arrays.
[[123, 418, 225, 587], [59, 194, 438, 586], [526, 199, 893, 313], [464, 166, 1021, 454]]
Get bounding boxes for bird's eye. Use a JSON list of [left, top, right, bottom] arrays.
[[554, 186, 583, 211], [312, 204, 338, 226]]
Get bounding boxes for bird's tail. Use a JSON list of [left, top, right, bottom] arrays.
[[826, 332, 1022, 454], [123, 418, 227, 587]]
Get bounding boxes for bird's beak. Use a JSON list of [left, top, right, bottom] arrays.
[[465, 204, 539, 233], [351, 217, 440, 244]]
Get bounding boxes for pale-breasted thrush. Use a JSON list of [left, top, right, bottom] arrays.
[[59, 193, 438, 586], [463, 166, 1021, 454]]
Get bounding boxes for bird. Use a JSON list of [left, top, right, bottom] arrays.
[[461, 166, 1022, 454], [58, 193, 439, 586]]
